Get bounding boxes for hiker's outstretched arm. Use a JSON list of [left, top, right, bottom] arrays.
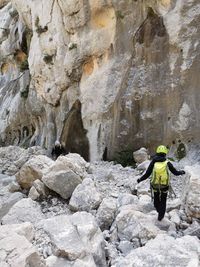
[[167, 162, 185, 176], [137, 161, 154, 183]]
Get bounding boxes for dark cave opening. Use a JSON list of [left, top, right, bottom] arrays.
[[60, 100, 90, 161]]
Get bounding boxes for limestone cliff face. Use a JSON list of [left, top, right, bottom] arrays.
[[0, 0, 200, 161]]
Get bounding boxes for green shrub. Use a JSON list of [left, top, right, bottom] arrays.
[[176, 143, 186, 160], [20, 85, 29, 98], [113, 150, 136, 167], [68, 43, 77, 50], [116, 11, 125, 19], [36, 25, 48, 34], [19, 59, 29, 72], [2, 28, 10, 38], [35, 17, 48, 35], [35, 16, 40, 28], [43, 54, 53, 64], [9, 9, 18, 18]]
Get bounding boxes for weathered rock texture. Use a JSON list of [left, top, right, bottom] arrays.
[[37, 212, 106, 266], [2, 198, 44, 224], [0, 145, 47, 175], [184, 165, 200, 219], [0, 1, 200, 160], [0, 152, 199, 266], [16, 155, 53, 189], [113, 234, 200, 267]]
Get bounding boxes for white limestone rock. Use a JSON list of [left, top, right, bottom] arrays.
[[70, 212, 106, 267], [33, 179, 49, 197], [117, 193, 138, 208], [183, 221, 200, 238], [37, 212, 106, 266], [28, 179, 49, 201], [96, 197, 117, 230], [8, 181, 21, 192], [56, 154, 89, 178], [124, 194, 154, 215], [42, 154, 87, 199], [2, 198, 44, 225], [0, 186, 24, 220], [16, 155, 54, 189], [0, 233, 46, 267], [42, 169, 82, 200], [69, 178, 102, 211], [169, 209, 181, 226], [133, 148, 149, 164], [137, 195, 155, 213], [113, 234, 200, 267], [115, 205, 165, 246], [0, 174, 15, 186], [118, 240, 133, 256], [136, 179, 151, 196], [28, 186, 40, 200], [184, 165, 200, 219], [167, 198, 182, 212], [0, 222, 34, 242]]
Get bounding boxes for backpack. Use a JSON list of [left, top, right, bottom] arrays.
[[150, 160, 169, 190]]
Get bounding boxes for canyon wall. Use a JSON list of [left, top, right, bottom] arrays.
[[0, 0, 200, 161]]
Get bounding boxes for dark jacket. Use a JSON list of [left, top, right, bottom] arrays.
[[51, 145, 65, 159], [138, 153, 185, 183]]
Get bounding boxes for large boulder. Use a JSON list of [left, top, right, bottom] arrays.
[[37, 212, 106, 266], [117, 193, 138, 208], [2, 198, 44, 225], [69, 178, 102, 211], [0, 219, 44, 267], [42, 154, 88, 199], [56, 154, 89, 178], [115, 205, 165, 246], [0, 233, 46, 267], [96, 197, 117, 230], [113, 234, 200, 267], [16, 155, 54, 189], [0, 222, 34, 242], [133, 148, 149, 164], [42, 169, 82, 200], [184, 165, 200, 219], [0, 186, 24, 220], [183, 221, 200, 238]]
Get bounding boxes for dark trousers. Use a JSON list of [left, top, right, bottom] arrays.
[[153, 191, 168, 220]]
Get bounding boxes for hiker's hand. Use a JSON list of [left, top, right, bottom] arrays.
[[137, 178, 141, 183], [180, 170, 185, 175]]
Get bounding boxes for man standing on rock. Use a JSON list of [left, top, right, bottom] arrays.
[[137, 145, 185, 221]]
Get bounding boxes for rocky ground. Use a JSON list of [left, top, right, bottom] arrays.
[[0, 146, 200, 267]]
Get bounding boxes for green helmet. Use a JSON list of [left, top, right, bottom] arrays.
[[156, 145, 168, 154]]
